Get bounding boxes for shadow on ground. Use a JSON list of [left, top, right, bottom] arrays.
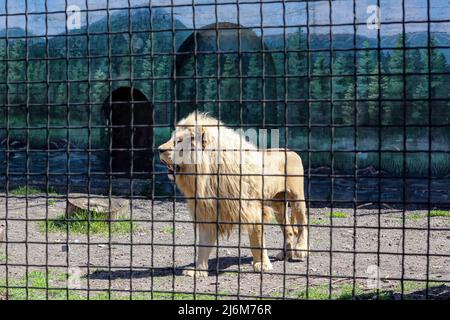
[[88, 256, 254, 280]]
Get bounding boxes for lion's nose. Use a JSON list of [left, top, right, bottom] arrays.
[[158, 145, 170, 154]]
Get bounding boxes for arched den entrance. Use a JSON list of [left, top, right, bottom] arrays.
[[103, 87, 153, 177], [176, 22, 278, 126]]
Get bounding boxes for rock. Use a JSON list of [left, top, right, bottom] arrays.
[[357, 202, 373, 209], [49, 138, 77, 150], [9, 140, 26, 149], [67, 193, 130, 219], [49, 142, 60, 149], [357, 165, 379, 177], [0, 139, 26, 149], [309, 166, 332, 175]]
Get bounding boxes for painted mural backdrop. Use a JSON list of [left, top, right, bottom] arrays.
[[0, 1, 449, 201]]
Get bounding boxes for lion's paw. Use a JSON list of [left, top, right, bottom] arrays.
[[276, 250, 289, 261], [292, 244, 309, 260], [182, 268, 209, 277], [276, 248, 308, 261], [292, 249, 308, 260], [253, 261, 273, 272]]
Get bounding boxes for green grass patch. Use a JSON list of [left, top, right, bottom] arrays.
[[9, 186, 58, 206], [400, 280, 427, 292], [429, 210, 450, 218], [0, 270, 78, 300], [398, 280, 443, 293], [407, 213, 424, 220], [160, 226, 175, 234], [39, 210, 133, 235], [289, 281, 446, 300], [0, 270, 226, 300], [309, 218, 326, 225], [398, 210, 450, 219], [326, 211, 349, 219], [9, 186, 58, 197], [293, 284, 364, 300], [0, 254, 6, 263]]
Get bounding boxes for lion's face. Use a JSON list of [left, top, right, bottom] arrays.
[[158, 126, 204, 180]]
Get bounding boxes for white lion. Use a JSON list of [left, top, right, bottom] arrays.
[[158, 112, 308, 277]]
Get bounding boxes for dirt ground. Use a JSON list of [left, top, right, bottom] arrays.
[[0, 195, 449, 299]]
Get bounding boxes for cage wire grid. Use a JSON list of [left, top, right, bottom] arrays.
[[0, 0, 449, 300]]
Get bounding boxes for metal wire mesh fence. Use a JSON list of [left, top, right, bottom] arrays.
[[0, 0, 449, 300]]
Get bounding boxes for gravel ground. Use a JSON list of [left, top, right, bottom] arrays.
[[0, 195, 449, 299]]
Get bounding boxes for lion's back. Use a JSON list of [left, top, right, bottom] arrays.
[[263, 148, 303, 175]]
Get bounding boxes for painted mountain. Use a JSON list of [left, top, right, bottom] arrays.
[[0, 4, 449, 181]]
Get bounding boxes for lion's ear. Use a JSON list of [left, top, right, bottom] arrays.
[[191, 127, 207, 149], [201, 127, 207, 150]]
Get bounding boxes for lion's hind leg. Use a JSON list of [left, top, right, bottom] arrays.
[[270, 200, 297, 261], [290, 198, 309, 260]]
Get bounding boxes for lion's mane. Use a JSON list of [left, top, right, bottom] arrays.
[[175, 113, 265, 236]]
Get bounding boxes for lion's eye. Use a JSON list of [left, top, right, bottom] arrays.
[[175, 138, 183, 145]]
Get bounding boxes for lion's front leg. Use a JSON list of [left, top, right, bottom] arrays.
[[182, 224, 216, 277], [248, 224, 273, 272]]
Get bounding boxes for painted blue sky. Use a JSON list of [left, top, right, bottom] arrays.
[[1, 0, 450, 36]]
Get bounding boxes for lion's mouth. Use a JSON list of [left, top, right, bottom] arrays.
[[160, 157, 181, 177], [166, 164, 180, 175]]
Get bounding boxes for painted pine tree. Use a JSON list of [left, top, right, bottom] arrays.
[[287, 28, 308, 127], [407, 48, 427, 124], [199, 54, 217, 114], [382, 35, 405, 125], [8, 40, 26, 105], [356, 41, 378, 125], [243, 54, 262, 125], [220, 54, 239, 124], [332, 52, 353, 125], [311, 52, 330, 124], [427, 37, 450, 125], [0, 41, 6, 106]]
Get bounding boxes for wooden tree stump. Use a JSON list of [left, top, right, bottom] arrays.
[[67, 193, 129, 220]]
